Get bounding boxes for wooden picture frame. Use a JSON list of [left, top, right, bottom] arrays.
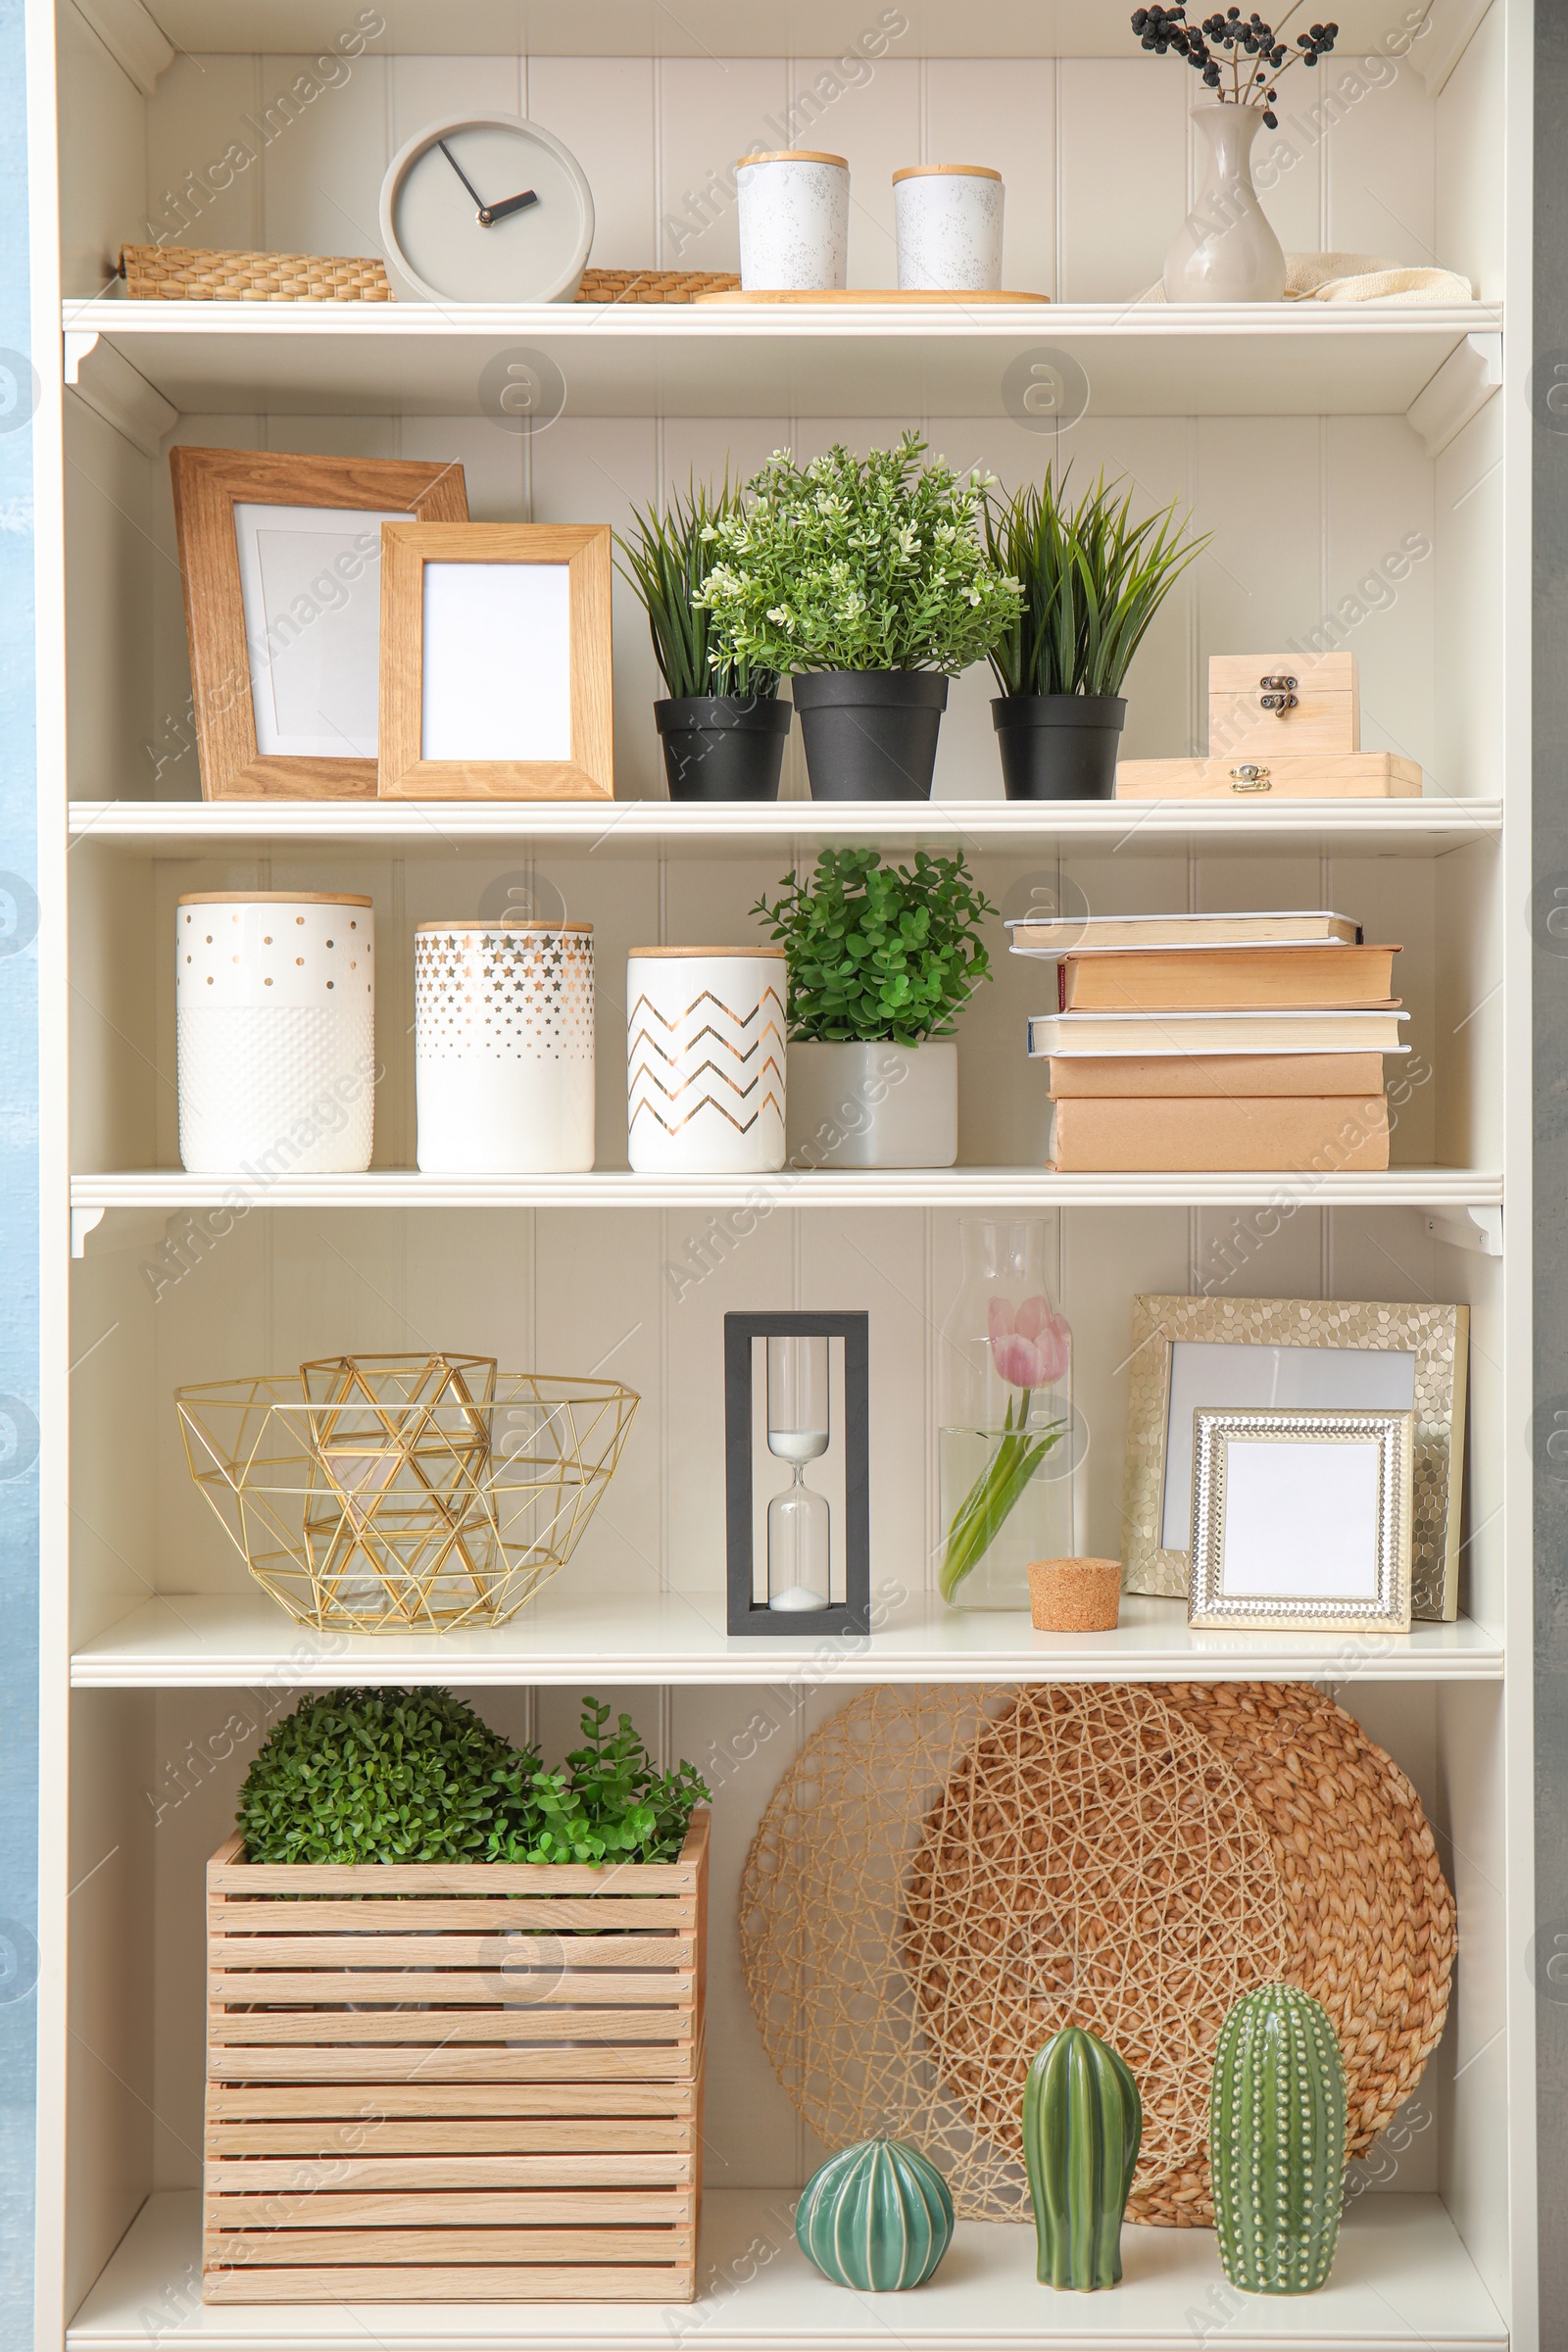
[[1121, 1293, 1468, 1621], [377, 522, 613, 801], [169, 447, 468, 802], [1188, 1405, 1413, 1635]]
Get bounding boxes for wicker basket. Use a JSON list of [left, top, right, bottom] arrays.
[[120, 246, 739, 305], [203, 1812, 708, 2302]]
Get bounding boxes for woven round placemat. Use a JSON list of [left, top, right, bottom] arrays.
[[740, 1680, 1454, 2229], [120, 246, 740, 305], [1159, 1681, 1455, 2157]]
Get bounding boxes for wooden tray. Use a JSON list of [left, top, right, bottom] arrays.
[[694, 286, 1049, 304], [203, 1814, 709, 2303], [1115, 753, 1421, 801]]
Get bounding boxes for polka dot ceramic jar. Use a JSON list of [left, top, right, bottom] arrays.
[[736, 150, 849, 291], [175, 893, 375, 1174], [415, 921, 595, 1174], [893, 165, 1004, 291]]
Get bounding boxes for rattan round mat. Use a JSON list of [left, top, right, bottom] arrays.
[[740, 1681, 1453, 2226]]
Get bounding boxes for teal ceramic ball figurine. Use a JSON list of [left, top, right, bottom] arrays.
[[795, 2135, 955, 2291]]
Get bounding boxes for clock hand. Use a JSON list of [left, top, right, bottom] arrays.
[[437, 138, 492, 222], [483, 189, 539, 224]]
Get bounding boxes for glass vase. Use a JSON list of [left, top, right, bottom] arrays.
[[1162, 105, 1287, 304], [938, 1219, 1073, 1611]]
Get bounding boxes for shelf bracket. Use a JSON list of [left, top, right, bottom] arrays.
[[64, 330, 177, 459], [71, 1205, 106, 1261], [1406, 332, 1502, 459], [1421, 1204, 1502, 1256], [70, 0, 174, 95]]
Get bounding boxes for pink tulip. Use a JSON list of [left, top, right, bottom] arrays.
[[987, 1295, 1071, 1390]]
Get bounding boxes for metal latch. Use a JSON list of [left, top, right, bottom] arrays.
[[1230, 763, 1272, 792], [1258, 673, 1298, 714]]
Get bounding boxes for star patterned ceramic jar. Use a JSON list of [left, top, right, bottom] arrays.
[[736, 150, 850, 290], [415, 920, 595, 1173], [175, 892, 375, 1175]]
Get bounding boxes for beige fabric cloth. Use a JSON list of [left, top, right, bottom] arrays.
[[1141, 250, 1474, 304]]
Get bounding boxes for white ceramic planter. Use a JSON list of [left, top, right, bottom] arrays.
[[786, 1039, 958, 1169], [736, 150, 849, 291], [415, 920, 595, 1174], [627, 947, 786, 1173], [175, 892, 375, 1174], [893, 165, 1004, 291]]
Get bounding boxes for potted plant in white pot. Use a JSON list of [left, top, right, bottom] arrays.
[[984, 471, 1207, 800], [753, 846, 995, 1168], [617, 478, 789, 802], [697, 432, 1022, 801]]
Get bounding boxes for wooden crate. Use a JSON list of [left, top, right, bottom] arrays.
[[203, 1811, 708, 2303]]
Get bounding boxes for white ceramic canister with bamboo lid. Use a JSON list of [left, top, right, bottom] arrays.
[[736, 150, 850, 290], [893, 164, 1004, 290], [175, 892, 375, 1174]]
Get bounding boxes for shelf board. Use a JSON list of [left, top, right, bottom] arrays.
[[68, 1588, 1503, 1687], [70, 1167, 1505, 1215], [69, 2188, 1507, 2348], [63, 300, 1499, 421], [137, 1, 1441, 62], [66, 797, 1504, 859]]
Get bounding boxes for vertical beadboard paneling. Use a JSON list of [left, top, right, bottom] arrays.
[[1053, 414, 1197, 760], [659, 59, 787, 271], [1435, 2, 1505, 297], [1320, 53, 1436, 263], [141, 52, 263, 257], [396, 413, 526, 521], [529, 58, 656, 270], [56, 0, 147, 290], [64, 406, 156, 801], [1058, 1205, 1190, 1559], [258, 52, 390, 258], [1325, 416, 1437, 776], [1250, 78, 1326, 260], [1056, 60, 1186, 301], [786, 55, 919, 288], [530, 416, 662, 800], [388, 53, 519, 149], [1193, 415, 1324, 665], [924, 59, 1057, 297], [1435, 397, 1505, 801]]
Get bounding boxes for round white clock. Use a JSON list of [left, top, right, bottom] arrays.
[[378, 115, 595, 305]]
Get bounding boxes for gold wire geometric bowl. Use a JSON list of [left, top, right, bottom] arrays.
[[175, 1352, 638, 1632]]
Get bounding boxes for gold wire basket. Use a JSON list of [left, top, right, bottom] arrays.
[[176, 1353, 638, 1632]]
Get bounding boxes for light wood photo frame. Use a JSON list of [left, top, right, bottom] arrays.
[[377, 523, 613, 801], [1188, 1405, 1413, 1635], [169, 447, 468, 801], [1121, 1293, 1467, 1621]]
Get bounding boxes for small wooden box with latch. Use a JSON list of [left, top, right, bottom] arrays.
[[1115, 649, 1422, 800]]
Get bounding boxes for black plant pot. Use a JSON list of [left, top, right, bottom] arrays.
[[655, 696, 792, 802], [792, 670, 950, 802], [991, 693, 1127, 801]]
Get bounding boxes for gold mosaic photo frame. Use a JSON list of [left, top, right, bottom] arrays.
[[1121, 1295, 1468, 1621]]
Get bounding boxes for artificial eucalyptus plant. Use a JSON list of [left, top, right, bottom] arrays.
[[236, 1687, 710, 1868], [752, 846, 997, 1046], [616, 478, 780, 701], [984, 472, 1208, 700]]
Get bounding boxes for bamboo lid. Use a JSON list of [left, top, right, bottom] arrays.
[[893, 163, 1003, 183], [415, 919, 593, 934], [737, 150, 848, 170], [177, 891, 372, 907]]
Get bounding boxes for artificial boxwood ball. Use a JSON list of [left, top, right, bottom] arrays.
[[795, 2135, 955, 2291]]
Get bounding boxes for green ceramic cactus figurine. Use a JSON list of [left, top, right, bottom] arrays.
[[1021, 2025, 1143, 2290], [795, 2135, 955, 2291], [1209, 1983, 1348, 2294]]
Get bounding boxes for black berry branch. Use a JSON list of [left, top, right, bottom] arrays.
[[1130, 5, 1338, 126]]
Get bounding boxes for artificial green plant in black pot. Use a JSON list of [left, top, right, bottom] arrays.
[[617, 479, 789, 802], [696, 433, 1022, 801], [985, 473, 1207, 800]]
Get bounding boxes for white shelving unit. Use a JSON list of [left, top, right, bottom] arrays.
[[30, 1, 1534, 2348]]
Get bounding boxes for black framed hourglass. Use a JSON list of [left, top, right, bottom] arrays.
[[723, 1310, 870, 1637]]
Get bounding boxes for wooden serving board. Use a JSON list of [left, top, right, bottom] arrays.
[[1115, 753, 1422, 801], [694, 286, 1049, 304], [203, 1813, 709, 2304]]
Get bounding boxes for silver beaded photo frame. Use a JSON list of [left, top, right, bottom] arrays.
[[1188, 1404, 1413, 1635]]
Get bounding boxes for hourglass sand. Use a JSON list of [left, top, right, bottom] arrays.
[[766, 1336, 831, 1611]]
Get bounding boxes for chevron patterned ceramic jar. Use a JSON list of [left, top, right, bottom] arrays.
[[626, 947, 786, 1173], [415, 920, 595, 1173], [175, 892, 375, 1174]]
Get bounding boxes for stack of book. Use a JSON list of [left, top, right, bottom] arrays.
[[1012, 910, 1405, 1173]]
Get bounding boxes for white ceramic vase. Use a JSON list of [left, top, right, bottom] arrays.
[[736, 150, 849, 290], [414, 920, 595, 1174], [1162, 105, 1286, 303], [893, 165, 1004, 290], [627, 948, 786, 1173], [786, 1039, 958, 1169], [175, 892, 375, 1175]]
